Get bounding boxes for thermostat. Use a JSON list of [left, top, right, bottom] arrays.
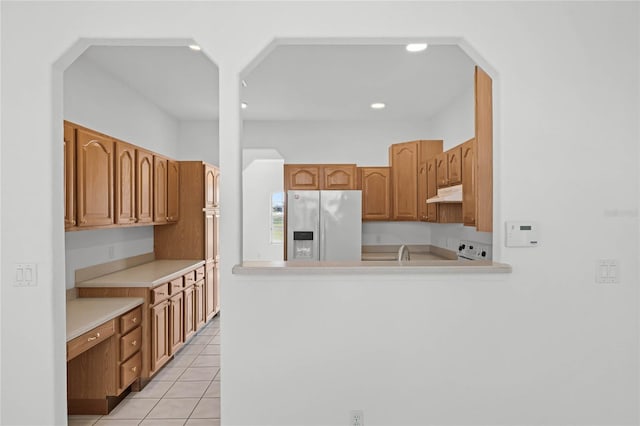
[[505, 221, 539, 247]]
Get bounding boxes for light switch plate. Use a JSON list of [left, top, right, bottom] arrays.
[[14, 263, 38, 287]]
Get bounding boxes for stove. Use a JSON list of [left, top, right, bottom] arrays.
[[457, 240, 492, 261]]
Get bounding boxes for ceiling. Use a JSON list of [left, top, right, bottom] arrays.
[[80, 44, 475, 122]]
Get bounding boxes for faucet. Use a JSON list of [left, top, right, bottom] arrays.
[[397, 244, 410, 261]]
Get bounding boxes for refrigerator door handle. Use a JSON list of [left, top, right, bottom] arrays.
[[320, 215, 326, 261]]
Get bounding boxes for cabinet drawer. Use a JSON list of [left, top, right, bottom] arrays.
[[120, 326, 142, 361], [151, 283, 170, 305], [120, 306, 142, 334], [67, 319, 115, 361], [183, 271, 195, 287], [120, 351, 141, 389], [195, 267, 205, 282], [169, 277, 183, 295]]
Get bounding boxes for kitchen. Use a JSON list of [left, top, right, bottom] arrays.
[[2, 2, 637, 425], [63, 41, 502, 420]]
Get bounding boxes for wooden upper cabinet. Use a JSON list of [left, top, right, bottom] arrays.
[[64, 123, 76, 229], [321, 164, 357, 190], [475, 66, 493, 232], [204, 164, 219, 209], [417, 161, 428, 221], [390, 141, 419, 220], [284, 165, 320, 190], [115, 141, 136, 225], [154, 156, 168, 224], [435, 152, 448, 188], [136, 149, 154, 224], [76, 128, 114, 227], [360, 167, 391, 221], [447, 146, 462, 185], [461, 138, 476, 227], [425, 159, 438, 222], [167, 160, 180, 222]]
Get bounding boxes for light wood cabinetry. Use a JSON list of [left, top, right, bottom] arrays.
[[115, 141, 137, 225], [64, 121, 179, 230], [424, 159, 438, 222], [390, 140, 443, 221], [136, 149, 154, 224], [447, 146, 462, 185], [153, 156, 168, 224], [76, 128, 114, 227], [64, 123, 76, 229], [321, 164, 357, 190], [184, 284, 196, 341], [359, 167, 391, 220], [461, 138, 476, 227], [150, 299, 170, 373], [475, 66, 493, 232], [169, 290, 184, 355], [435, 152, 448, 188], [284, 164, 357, 190], [205, 164, 219, 209], [284, 165, 321, 190], [194, 279, 206, 330], [67, 305, 142, 415]]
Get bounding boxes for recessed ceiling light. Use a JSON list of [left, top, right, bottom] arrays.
[[188, 44, 201, 51], [370, 102, 386, 110], [241, 102, 248, 109], [406, 43, 428, 52]]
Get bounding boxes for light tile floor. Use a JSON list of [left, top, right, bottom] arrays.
[[68, 315, 221, 426]]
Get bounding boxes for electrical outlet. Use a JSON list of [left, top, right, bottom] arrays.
[[350, 410, 364, 426]]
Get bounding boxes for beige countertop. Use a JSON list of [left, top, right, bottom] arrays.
[[66, 297, 143, 341], [77, 259, 205, 288], [233, 259, 511, 275]]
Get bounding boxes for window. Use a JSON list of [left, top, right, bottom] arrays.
[[270, 192, 284, 244]]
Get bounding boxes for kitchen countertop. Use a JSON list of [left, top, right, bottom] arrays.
[[76, 259, 205, 288], [360, 244, 458, 261], [233, 259, 511, 275], [67, 297, 144, 341]]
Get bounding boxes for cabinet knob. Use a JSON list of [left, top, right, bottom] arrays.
[[131, 340, 137, 346], [132, 317, 137, 323], [71, 219, 76, 225], [80, 219, 87, 224], [87, 332, 100, 342], [131, 366, 137, 373]]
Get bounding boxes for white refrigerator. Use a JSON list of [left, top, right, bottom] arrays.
[[287, 190, 362, 261]]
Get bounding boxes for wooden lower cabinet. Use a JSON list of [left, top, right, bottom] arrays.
[[169, 292, 184, 354], [67, 306, 142, 415], [150, 300, 170, 373], [195, 279, 206, 330], [205, 264, 215, 321], [184, 285, 196, 341]]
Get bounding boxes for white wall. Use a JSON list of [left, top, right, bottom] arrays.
[[1, 2, 638, 426], [242, 159, 285, 261], [362, 221, 431, 245], [427, 84, 475, 150], [65, 55, 179, 156], [243, 119, 433, 166], [178, 119, 219, 165]]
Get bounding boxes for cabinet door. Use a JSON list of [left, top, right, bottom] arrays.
[[194, 281, 205, 331], [417, 161, 428, 221], [284, 165, 320, 190], [475, 66, 493, 232], [205, 264, 215, 321], [462, 139, 476, 227], [360, 167, 391, 220], [150, 301, 170, 373], [426, 159, 438, 222], [115, 141, 136, 225], [153, 156, 168, 223], [169, 292, 184, 355], [204, 164, 219, 209], [321, 165, 357, 190], [447, 146, 462, 185], [76, 128, 114, 227], [214, 262, 220, 314], [136, 149, 154, 224], [184, 286, 196, 341], [167, 160, 180, 222], [205, 212, 215, 263], [64, 123, 76, 229], [391, 142, 418, 220], [435, 152, 448, 188]]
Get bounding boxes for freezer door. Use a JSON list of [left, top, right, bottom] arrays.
[[320, 191, 362, 261], [287, 191, 320, 261]]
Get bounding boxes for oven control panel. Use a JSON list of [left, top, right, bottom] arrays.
[[457, 240, 492, 261]]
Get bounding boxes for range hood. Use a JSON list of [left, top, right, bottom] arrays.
[[426, 184, 462, 204]]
